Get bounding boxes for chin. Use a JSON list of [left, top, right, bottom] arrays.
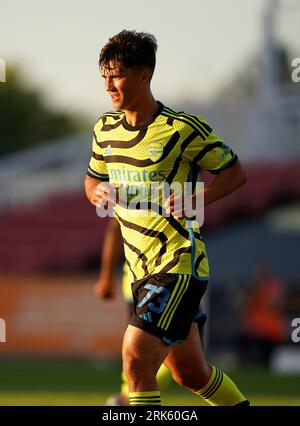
[[111, 100, 123, 110]]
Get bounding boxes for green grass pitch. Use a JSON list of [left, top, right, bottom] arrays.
[[0, 359, 299, 406]]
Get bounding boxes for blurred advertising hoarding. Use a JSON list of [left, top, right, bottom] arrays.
[[0, 275, 127, 358]]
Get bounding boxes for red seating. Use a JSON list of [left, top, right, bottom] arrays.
[[0, 161, 299, 272], [203, 161, 300, 229], [0, 192, 108, 272]]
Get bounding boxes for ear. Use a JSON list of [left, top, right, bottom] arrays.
[[140, 68, 152, 85]]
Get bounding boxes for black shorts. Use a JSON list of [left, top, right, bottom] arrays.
[[129, 273, 207, 345]]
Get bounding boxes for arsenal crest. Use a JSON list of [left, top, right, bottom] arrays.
[[147, 142, 164, 162]]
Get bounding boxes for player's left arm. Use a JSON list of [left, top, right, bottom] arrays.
[[202, 159, 247, 206], [166, 121, 247, 218], [165, 160, 246, 218]]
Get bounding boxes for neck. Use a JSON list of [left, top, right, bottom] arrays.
[[124, 95, 159, 127]]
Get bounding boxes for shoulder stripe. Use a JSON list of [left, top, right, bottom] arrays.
[[163, 107, 212, 140], [169, 108, 212, 137], [192, 115, 212, 135], [162, 110, 207, 140], [172, 109, 211, 137], [163, 111, 208, 140]]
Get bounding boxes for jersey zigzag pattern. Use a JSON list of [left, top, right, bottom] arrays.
[[88, 102, 238, 281]]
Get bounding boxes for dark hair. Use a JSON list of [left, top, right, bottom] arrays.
[[99, 30, 157, 74]]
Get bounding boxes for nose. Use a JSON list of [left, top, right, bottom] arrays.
[[105, 76, 115, 92]]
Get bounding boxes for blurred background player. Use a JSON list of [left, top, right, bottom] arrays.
[[239, 260, 287, 368]]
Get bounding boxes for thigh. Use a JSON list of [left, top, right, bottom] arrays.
[[122, 324, 170, 373]]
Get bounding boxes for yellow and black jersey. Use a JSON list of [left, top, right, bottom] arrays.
[[122, 261, 134, 302], [88, 102, 238, 282]]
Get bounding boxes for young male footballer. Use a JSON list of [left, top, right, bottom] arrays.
[[85, 30, 249, 406]]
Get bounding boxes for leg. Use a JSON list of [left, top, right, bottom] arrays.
[[122, 324, 170, 392], [165, 323, 249, 406], [118, 300, 172, 405], [156, 364, 173, 389], [164, 323, 212, 391], [119, 352, 172, 406], [124, 273, 249, 405], [123, 273, 207, 405]]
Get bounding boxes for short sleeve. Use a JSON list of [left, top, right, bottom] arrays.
[[86, 130, 109, 181], [183, 116, 238, 174]]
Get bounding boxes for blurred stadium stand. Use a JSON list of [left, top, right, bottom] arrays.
[[0, 133, 89, 208], [0, 133, 108, 272]]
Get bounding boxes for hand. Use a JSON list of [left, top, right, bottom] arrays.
[[90, 182, 121, 209], [164, 192, 196, 220], [93, 277, 114, 300]]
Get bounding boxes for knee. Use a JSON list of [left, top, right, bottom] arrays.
[[123, 353, 144, 383], [123, 347, 157, 386]]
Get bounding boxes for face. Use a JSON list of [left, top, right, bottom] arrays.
[[101, 62, 149, 110]]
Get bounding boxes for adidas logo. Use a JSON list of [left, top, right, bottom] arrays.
[[103, 145, 112, 156]]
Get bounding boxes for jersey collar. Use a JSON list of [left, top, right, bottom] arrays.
[[121, 101, 164, 131]]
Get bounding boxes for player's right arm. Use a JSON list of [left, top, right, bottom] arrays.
[[85, 175, 120, 209], [85, 175, 103, 206], [85, 123, 116, 207], [85, 124, 123, 298]]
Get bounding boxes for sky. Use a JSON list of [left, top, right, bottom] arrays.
[[1, 0, 300, 119]]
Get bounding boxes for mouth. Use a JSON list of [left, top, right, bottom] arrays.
[[109, 93, 120, 102]]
